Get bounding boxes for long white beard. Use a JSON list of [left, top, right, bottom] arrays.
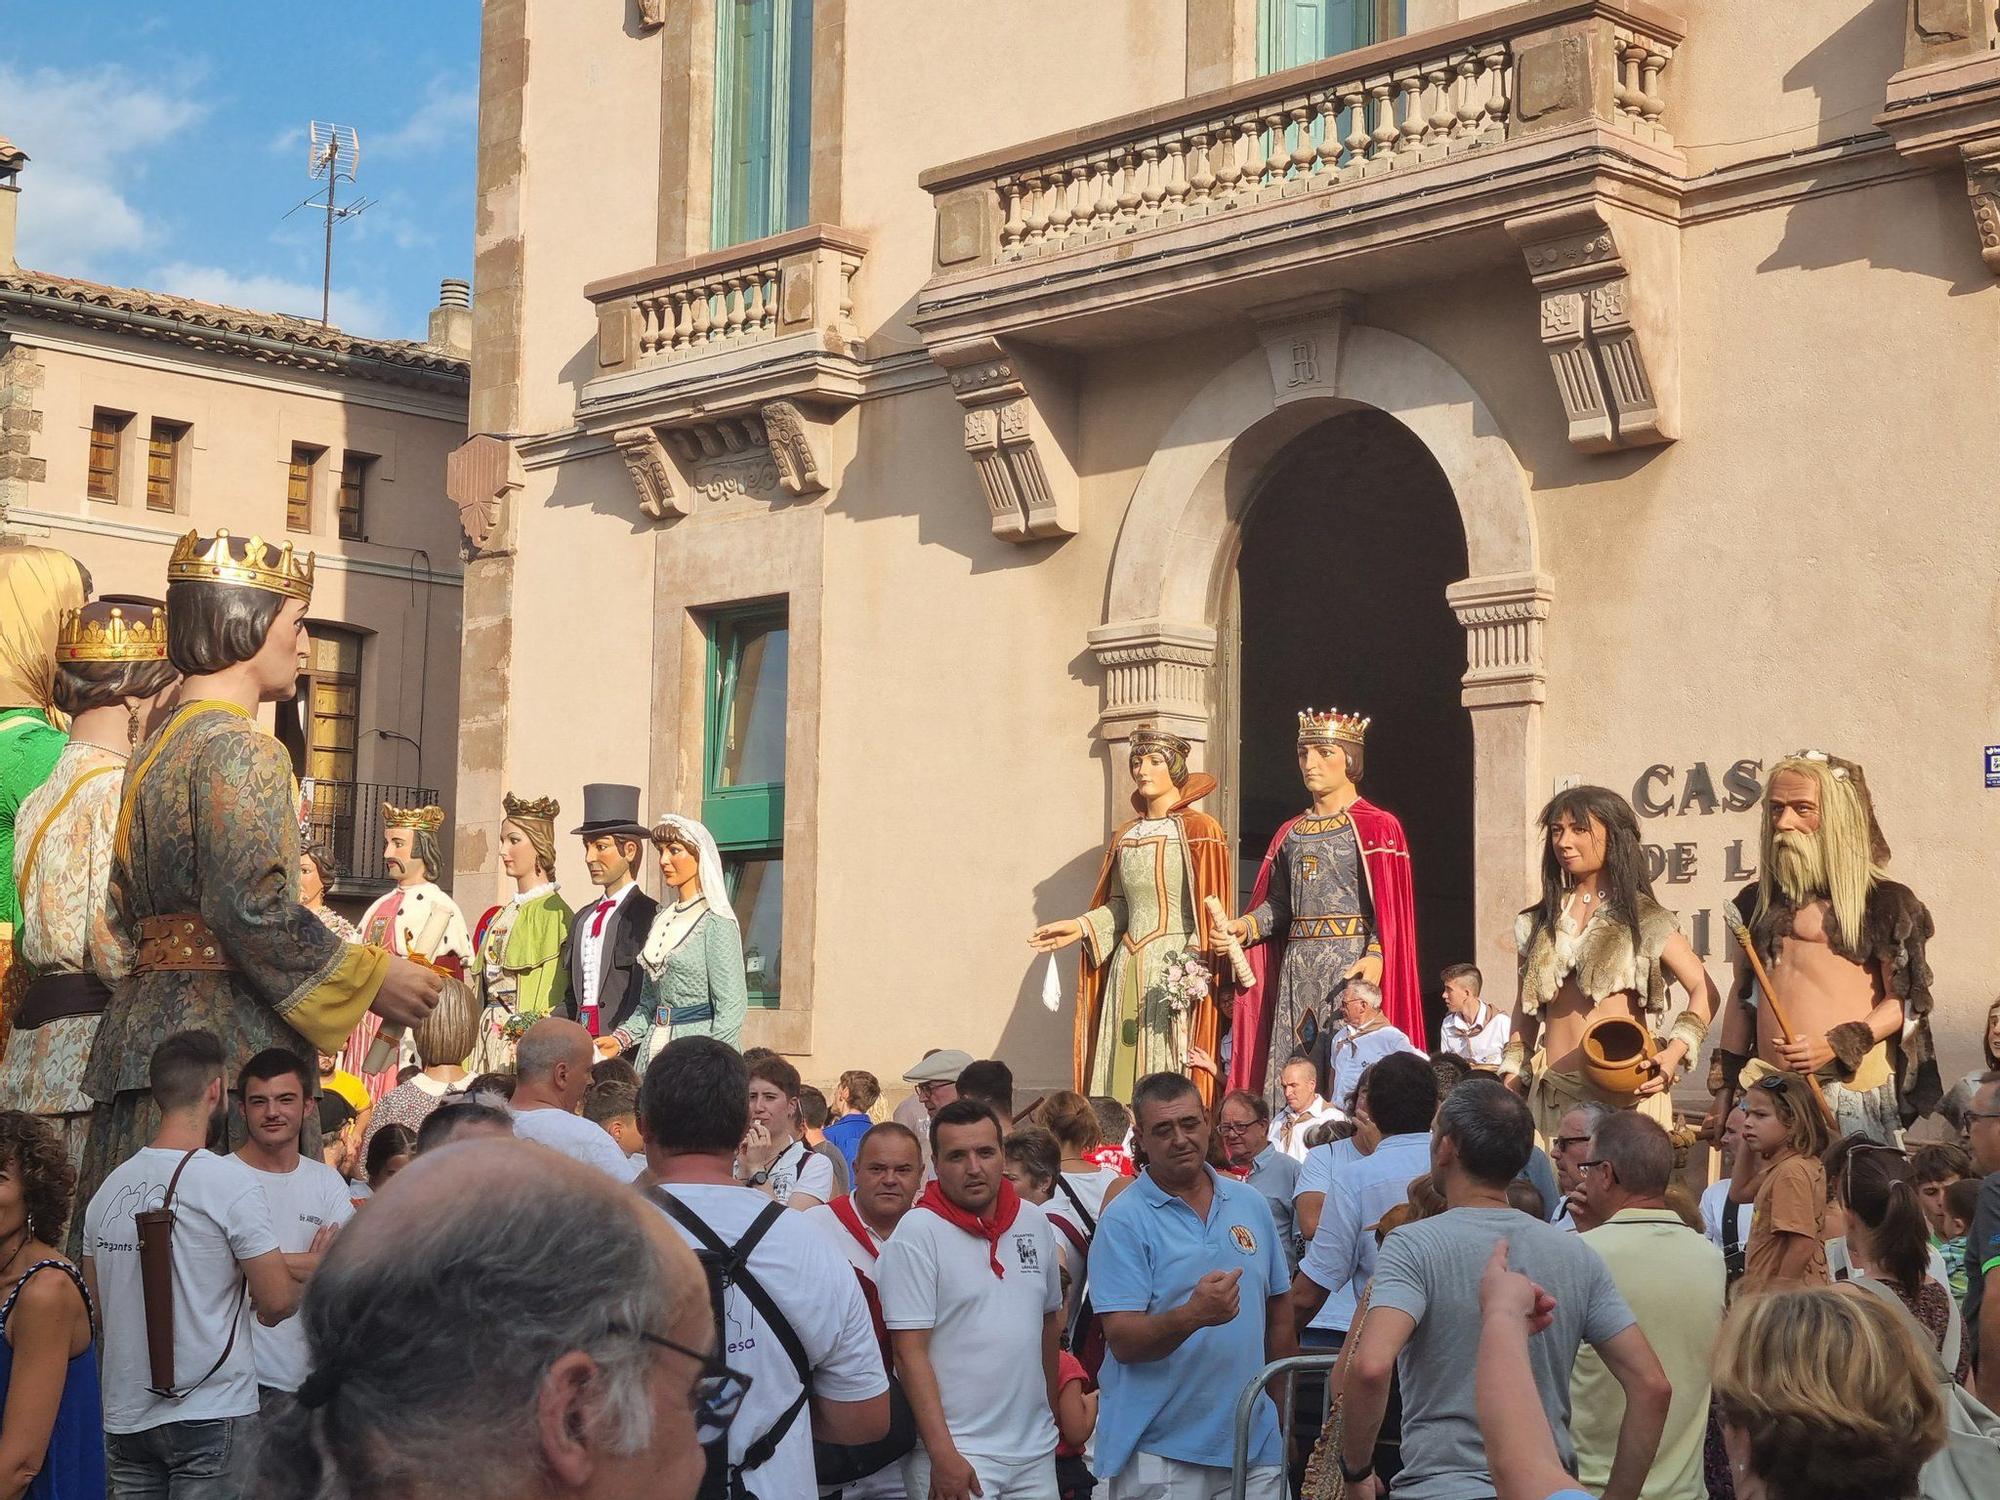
[[1771, 831, 1826, 902]]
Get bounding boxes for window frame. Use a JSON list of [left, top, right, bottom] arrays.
[[702, 601, 789, 1008], [1257, 0, 1405, 74], [710, 0, 816, 249], [145, 419, 188, 514], [287, 443, 324, 534], [337, 451, 371, 541], [304, 627, 364, 788], [87, 409, 130, 503]]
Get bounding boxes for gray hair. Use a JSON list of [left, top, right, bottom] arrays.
[[1559, 1100, 1614, 1136], [1436, 1077, 1533, 1187], [1590, 1111, 1675, 1198], [1346, 978, 1384, 1010], [251, 1146, 673, 1498], [515, 1023, 582, 1084]]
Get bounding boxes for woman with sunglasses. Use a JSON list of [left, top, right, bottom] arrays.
[[1735, 1073, 1832, 1300], [1825, 1137, 1970, 1384]]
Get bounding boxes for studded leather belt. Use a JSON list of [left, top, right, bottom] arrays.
[[135, 914, 235, 973]]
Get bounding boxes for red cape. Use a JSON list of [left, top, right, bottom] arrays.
[[1224, 797, 1422, 1096]]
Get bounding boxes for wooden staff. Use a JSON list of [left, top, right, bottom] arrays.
[[1721, 904, 1833, 1125], [1204, 895, 1255, 989]]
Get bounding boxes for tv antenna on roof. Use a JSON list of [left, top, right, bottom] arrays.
[[282, 122, 374, 327]]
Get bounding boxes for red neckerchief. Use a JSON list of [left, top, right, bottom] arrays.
[[1221, 1160, 1254, 1182], [1086, 1145, 1136, 1178], [828, 1196, 893, 1367], [915, 1179, 1021, 1278], [829, 1195, 881, 1260]]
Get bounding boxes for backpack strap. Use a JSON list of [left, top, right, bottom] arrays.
[[649, 1190, 815, 1472], [149, 1151, 247, 1400], [1052, 1175, 1097, 1236], [1851, 1276, 1952, 1385]]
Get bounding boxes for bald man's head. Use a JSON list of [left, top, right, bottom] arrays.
[[517, 1017, 595, 1109], [256, 1138, 712, 1500]]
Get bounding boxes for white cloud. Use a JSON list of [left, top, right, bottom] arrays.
[[146, 261, 401, 340], [0, 63, 206, 272], [370, 76, 476, 159]]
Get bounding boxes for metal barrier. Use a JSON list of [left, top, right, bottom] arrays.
[[1230, 1351, 1342, 1499]]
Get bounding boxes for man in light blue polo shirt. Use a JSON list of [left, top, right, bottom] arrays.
[[1290, 1053, 1438, 1343], [1089, 1071, 1297, 1499]]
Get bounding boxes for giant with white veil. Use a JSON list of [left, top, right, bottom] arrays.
[[617, 812, 749, 1059]]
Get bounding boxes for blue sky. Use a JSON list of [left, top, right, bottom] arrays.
[[3, 0, 479, 342]]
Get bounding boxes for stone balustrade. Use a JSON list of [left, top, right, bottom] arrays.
[[584, 224, 866, 375], [921, 0, 1681, 271]]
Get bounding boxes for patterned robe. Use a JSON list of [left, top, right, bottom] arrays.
[[80, 702, 388, 1200]]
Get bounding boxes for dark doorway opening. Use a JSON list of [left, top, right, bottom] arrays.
[[1230, 408, 1474, 1043]]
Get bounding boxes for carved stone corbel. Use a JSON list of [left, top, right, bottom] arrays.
[[634, 0, 666, 31], [759, 399, 832, 497], [935, 337, 1078, 542], [1963, 139, 2000, 276], [1508, 204, 1678, 453], [613, 425, 693, 521], [445, 433, 526, 558]]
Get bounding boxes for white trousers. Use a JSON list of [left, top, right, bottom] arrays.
[[901, 1445, 1059, 1500], [1105, 1451, 1286, 1500]]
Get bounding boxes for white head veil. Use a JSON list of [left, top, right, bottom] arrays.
[[648, 813, 736, 924]]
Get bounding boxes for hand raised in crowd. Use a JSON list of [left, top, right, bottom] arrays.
[[928, 1446, 984, 1500], [371, 954, 444, 1027], [738, 1119, 779, 1176], [1185, 1266, 1241, 1328], [1478, 1238, 1556, 1335]]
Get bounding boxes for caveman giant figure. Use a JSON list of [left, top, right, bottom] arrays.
[[1710, 752, 1939, 1144], [80, 531, 440, 1200], [1222, 708, 1420, 1107]]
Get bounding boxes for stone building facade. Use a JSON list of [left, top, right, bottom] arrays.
[[452, 0, 2000, 1090], [0, 140, 470, 903]]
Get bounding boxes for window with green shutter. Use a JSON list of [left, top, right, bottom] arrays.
[[712, 0, 815, 249], [1257, 0, 1405, 73], [703, 604, 789, 1006]]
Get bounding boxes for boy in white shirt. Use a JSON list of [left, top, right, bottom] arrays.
[[1437, 963, 1511, 1068], [84, 1030, 302, 1498]]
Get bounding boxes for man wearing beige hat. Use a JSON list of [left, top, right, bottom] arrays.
[[898, 1048, 972, 1178]]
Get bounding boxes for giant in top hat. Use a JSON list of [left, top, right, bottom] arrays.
[[569, 783, 651, 839]]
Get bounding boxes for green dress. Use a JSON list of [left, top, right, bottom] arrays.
[[1079, 816, 1201, 1099], [0, 708, 68, 933]]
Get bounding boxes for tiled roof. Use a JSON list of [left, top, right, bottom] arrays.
[[0, 269, 469, 393]]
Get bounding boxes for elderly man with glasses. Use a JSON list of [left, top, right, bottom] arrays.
[[249, 1135, 746, 1500]]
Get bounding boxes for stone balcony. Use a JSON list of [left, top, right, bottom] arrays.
[[578, 224, 868, 521], [911, 0, 1691, 540]]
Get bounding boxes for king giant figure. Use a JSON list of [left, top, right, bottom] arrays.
[[1222, 708, 1421, 1106], [79, 531, 440, 1197]]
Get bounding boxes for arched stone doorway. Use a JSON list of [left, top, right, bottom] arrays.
[[1089, 303, 1548, 986], [1225, 409, 1473, 1037]]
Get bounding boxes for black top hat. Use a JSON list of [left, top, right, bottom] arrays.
[[570, 783, 651, 839]]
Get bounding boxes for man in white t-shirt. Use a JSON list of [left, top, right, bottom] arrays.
[[642, 1036, 890, 1500], [1268, 1057, 1343, 1161], [508, 1017, 641, 1181], [1437, 963, 1511, 1069], [230, 1047, 356, 1406], [743, 1053, 836, 1207], [83, 1030, 302, 1499], [879, 1098, 1063, 1500], [806, 1120, 925, 1500]]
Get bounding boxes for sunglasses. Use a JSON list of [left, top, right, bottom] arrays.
[[626, 1328, 753, 1444]]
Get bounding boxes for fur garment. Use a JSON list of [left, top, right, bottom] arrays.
[[1515, 894, 1680, 1019], [1730, 880, 1940, 1123]]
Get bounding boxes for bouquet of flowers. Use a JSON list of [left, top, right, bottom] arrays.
[[1158, 947, 1212, 1018], [500, 1012, 534, 1043]]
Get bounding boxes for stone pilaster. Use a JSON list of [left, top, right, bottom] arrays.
[[0, 344, 46, 531], [1087, 619, 1218, 750]]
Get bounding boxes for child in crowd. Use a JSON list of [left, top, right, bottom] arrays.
[[1735, 1073, 1833, 1299], [1941, 1176, 1980, 1301], [1911, 1140, 1971, 1263], [1054, 1264, 1098, 1500]]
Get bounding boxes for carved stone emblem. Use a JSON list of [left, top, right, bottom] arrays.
[[445, 433, 525, 556]]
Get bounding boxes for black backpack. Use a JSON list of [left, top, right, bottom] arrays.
[[652, 1190, 814, 1500]]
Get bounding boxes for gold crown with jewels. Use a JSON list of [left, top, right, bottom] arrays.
[[56, 602, 168, 663], [1297, 707, 1369, 747], [1128, 723, 1191, 761], [382, 801, 446, 833], [166, 529, 315, 603], [503, 792, 560, 823]]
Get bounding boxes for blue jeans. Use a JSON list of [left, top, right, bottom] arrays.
[[107, 1417, 245, 1500]]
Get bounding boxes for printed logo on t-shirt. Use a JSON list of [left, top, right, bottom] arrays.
[[1230, 1224, 1258, 1255], [1014, 1234, 1040, 1271]]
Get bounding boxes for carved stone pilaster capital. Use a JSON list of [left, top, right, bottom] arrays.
[[1446, 571, 1554, 708], [1087, 618, 1218, 746], [1963, 138, 2000, 276], [613, 425, 692, 522], [935, 336, 1078, 543], [1507, 205, 1676, 453]]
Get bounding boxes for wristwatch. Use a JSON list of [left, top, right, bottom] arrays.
[[1338, 1456, 1374, 1484], [747, 1168, 772, 1187]]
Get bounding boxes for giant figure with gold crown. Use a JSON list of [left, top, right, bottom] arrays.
[[467, 791, 573, 1071], [1222, 709, 1422, 1106], [351, 800, 472, 1092], [0, 602, 177, 1171], [78, 532, 442, 1199], [0, 541, 88, 1024], [1029, 725, 1232, 1105]]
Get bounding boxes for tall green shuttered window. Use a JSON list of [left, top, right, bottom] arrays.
[[712, 0, 815, 249], [1257, 0, 1406, 73], [703, 605, 789, 1007]]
